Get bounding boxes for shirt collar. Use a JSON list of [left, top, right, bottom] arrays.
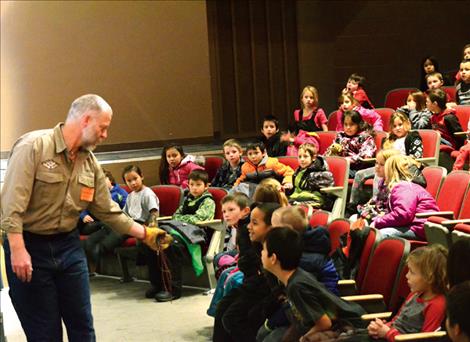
[[53, 122, 93, 156]]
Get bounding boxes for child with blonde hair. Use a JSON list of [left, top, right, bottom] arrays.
[[253, 178, 289, 207], [292, 86, 328, 132], [371, 155, 438, 240], [211, 139, 244, 189], [286, 143, 334, 208], [368, 245, 448, 340]]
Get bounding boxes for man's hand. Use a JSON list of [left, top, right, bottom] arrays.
[[142, 226, 173, 252], [8, 233, 33, 282], [83, 215, 94, 223]]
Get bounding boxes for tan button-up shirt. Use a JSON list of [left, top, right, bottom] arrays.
[[1, 123, 133, 235]]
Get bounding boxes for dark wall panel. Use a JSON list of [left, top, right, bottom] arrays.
[[207, 0, 300, 139]]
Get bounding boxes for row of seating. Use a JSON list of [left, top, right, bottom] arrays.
[[327, 105, 470, 133], [384, 86, 458, 109]]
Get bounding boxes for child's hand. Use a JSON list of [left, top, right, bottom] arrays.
[[373, 318, 390, 338], [407, 101, 417, 110], [83, 215, 94, 223], [342, 87, 349, 95]]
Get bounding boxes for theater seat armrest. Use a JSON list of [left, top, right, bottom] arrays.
[[321, 186, 343, 195], [196, 219, 224, 231], [394, 331, 447, 341], [338, 279, 356, 286], [416, 211, 454, 218], [157, 216, 173, 221], [360, 157, 376, 163], [416, 157, 436, 164], [342, 294, 384, 302], [361, 312, 392, 321], [454, 131, 469, 137], [442, 218, 470, 226]]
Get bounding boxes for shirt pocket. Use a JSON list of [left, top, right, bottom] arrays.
[[77, 173, 95, 203], [34, 171, 65, 203]]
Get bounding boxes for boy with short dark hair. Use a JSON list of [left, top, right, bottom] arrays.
[[446, 281, 470, 342], [173, 169, 216, 224], [234, 141, 294, 189], [261, 227, 365, 341], [427, 88, 464, 149], [456, 59, 470, 105], [260, 115, 288, 157]]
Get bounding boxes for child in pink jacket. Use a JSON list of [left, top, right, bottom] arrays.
[[372, 155, 438, 240], [159, 143, 204, 189], [336, 93, 383, 132]]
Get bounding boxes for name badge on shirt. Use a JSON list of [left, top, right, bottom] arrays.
[[80, 187, 95, 202]]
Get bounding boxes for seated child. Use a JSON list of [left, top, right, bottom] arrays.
[[145, 170, 215, 302], [426, 72, 456, 107], [253, 178, 289, 207], [368, 245, 447, 341], [233, 141, 294, 194], [336, 93, 383, 132], [211, 139, 244, 189], [207, 193, 251, 317], [342, 73, 374, 109], [326, 110, 377, 178], [350, 149, 400, 224], [372, 155, 438, 240], [349, 111, 423, 207], [453, 120, 470, 170], [159, 142, 204, 189], [271, 206, 339, 294], [456, 58, 470, 105], [213, 202, 281, 342], [260, 227, 365, 342], [286, 143, 334, 208], [292, 85, 328, 132], [397, 91, 432, 129], [259, 115, 288, 157], [81, 169, 129, 274], [427, 89, 464, 149], [446, 281, 470, 342]]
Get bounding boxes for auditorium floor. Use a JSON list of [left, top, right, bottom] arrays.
[[2, 276, 214, 341]]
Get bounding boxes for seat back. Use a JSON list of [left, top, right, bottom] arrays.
[[120, 184, 131, 194], [356, 227, 381, 290], [374, 131, 388, 151], [308, 209, 330, 227], [442, 86, 457, 102], [151, 185, 184, 216], [278, 156, 299, 170], [422, 166, 447, 199], [327, 218, 350, 256], [436, 171, 470, 216], [317, 131, 337, 155], [207, 187, 228, 220], [360, 238, 410, 308], [324, 156, 350, 218], [375, 108, 394, 132], [458, 189, 470, 220], [327, 111, 339, 131], [384, 88, 419, 109], [452, 225, 470, 244], [415, 129, 441, 166], [454, 105, 470, 131], [205, 156, 225, 182]]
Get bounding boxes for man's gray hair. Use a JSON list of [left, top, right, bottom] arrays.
[[66, 94, 112, 120]]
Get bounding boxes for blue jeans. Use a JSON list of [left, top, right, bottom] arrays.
[[4, 229, 95, 342]]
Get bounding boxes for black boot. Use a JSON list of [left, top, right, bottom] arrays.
[[155, 280, 182, 302]]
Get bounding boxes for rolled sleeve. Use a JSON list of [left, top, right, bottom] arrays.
[[1, 141, 37, 234]]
